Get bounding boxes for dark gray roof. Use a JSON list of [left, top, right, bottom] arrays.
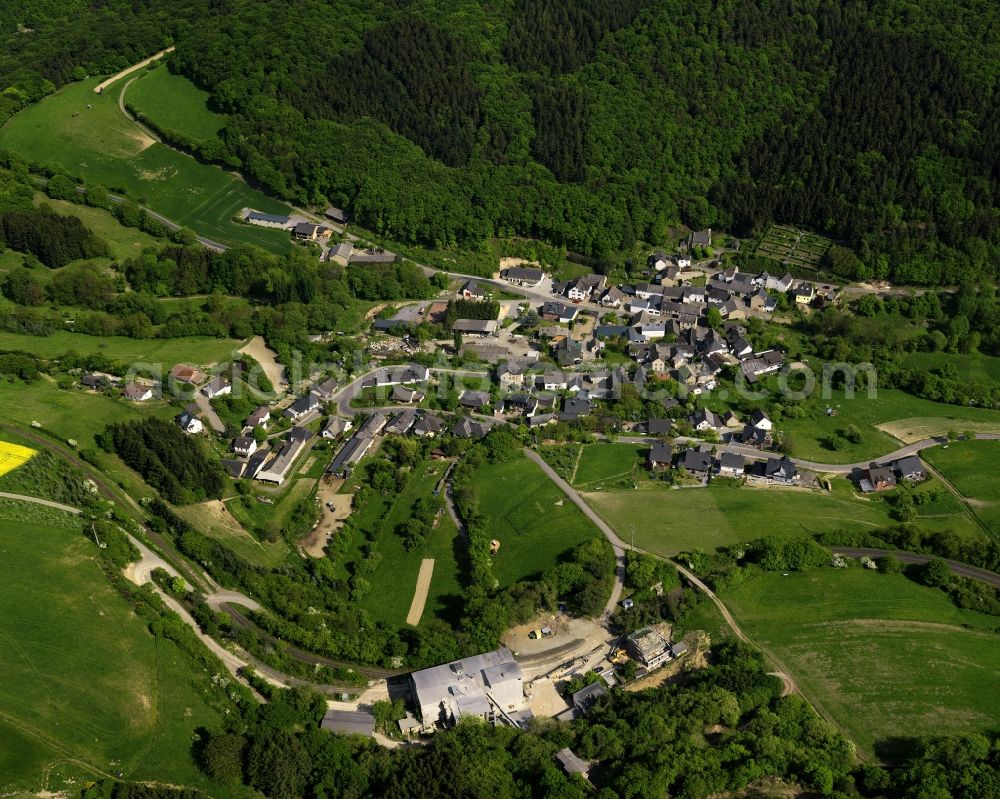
[[894, 455, 924, 477], [571, 680, 607, 711], [247, 211, 290, 224], [681, 449, 713, 472], [321, 709, 375, 737], [649, 442, 674, 465], [718, 452, 744, 471]]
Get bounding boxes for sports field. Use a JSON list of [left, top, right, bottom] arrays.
[[0, 78, 291, 254], [126, 66, 226, 143], [0, 440, 36, 478], [720, 569, 1000, 754], [469, 453, 604, 586], [0, 507, 230, 791]]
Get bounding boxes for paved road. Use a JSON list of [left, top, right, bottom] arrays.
[[617, 433, 1000, 475], [522, 448, 626, 616], [193, 392, 227, 433], [830, 548, 1000, 588], [332, 366, 490, 416], [0, 491, 81, 514]]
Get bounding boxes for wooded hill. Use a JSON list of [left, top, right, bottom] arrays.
[[3, 0, 998, 284]]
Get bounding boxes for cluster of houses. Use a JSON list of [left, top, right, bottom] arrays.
[[858, 455, 927, 493], [646, 438, 799, 485], [243, 210, 334, 242]]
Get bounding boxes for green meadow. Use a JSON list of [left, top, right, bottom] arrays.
[[0, 78, 292, 254], [469, 453, 604, 586], [924, 440, 1000, 535], [720, 568, 1000, 755], [127, 65, 227, 142], [0, 504, 230, 792]]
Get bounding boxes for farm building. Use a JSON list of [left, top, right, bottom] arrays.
[[324, 206, 351, 224], [245, 210, 292, 229], [409, 648, 525, 732], [256, 438, 307, 485]]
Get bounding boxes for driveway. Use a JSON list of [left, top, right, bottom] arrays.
[[194, 392, 226, 433]]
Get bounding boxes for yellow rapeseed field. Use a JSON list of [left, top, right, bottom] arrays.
[[0, 440, 36, 478]]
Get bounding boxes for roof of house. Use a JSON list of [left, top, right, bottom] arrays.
[[894, 454, 925, 477], [647, 418, 672, 435], [452, 418, 490, 438], [413, 413, 444, 434], [453, 319, 499, 334], [233, 435, 255, 451], [681, 448, 713, 472], [203, 376, 230, 395], [459, 390, 491, 408], [122, 382, 153, 400], [571, 680, 607, 711], [504, 267, 544, 281], [649, 441, 674, 464], [750, 409, 771, 426], [327, 433, 374, 475], [324, 206, 350, 223], [561, 397, 592, 418], [718, 452, 745, 472], [462, 279, 486, 296], [247, 405, 270, 426], [765, 457, 797, 480], [312, 376, 339, 398]]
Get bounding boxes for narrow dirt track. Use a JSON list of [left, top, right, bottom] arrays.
[[406, 558, 435, 625], [93, 46, 175, 93]]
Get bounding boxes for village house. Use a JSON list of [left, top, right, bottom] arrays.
[[386, 409, 417, 435], [541, 301, 579, 324], [648, 442, 674, 470], [646, 418, 673, 436], [246, 405, 271, 429], [459, 390, 492, 410], [717, 452, 745, 478], [327, 432, 374, 478], [413, 414, 445, 438], [321, 417, 353, 439], [391, 385, 424, 403], [284, 393, 321, 420], [860, 463, 898, 493], [691, 409, 725, 433], [451, 418, 490, 439], [894, 455, 926, 482], [201, 376, 231, 399], [626, 626, 673, 670], [122, 382, 155, 402], [750, 409, 773, 431], [794, 283, 816, 304], [763, 457, 798, 484], [293, 222, 331, 241], [311, 376, 339, 400], [600, 286, 627, 307], [560, 396, 592, 422], [461, 279, 487, 300], [175, 411, 203, 435], [680, 448, 713, 475], [502, 394, 538, 418], [554, 336, 583, 367], [169, 363, 205, 386], [233, 435, 257, 458], [555, 749, 591, 781], [497, 362, 526, 389], [689, 229, 712, 249], [567, 274, 606, 301]]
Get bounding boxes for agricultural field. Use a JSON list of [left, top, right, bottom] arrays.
[[572, 443, 646, 489], [338, 460, 464, 627], [126, 65, 226, 143], [719, 568, 1000, 755], [777, 388, 1000, 463], [752, 224, 833, 270], [923, 440, 1000, 535], [0, 330, 241, 367], [0, 440, 35, 478], [0, 78, 292, 254], [584, 478, 953, 555], [469, 453, 604, 586], [0, 507, 231, 793]]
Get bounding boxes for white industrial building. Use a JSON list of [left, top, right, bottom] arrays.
[[409, 648, 526, 731]]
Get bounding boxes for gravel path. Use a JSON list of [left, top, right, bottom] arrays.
[[405, 558, 435, 626]]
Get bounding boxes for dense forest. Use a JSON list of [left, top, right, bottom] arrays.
[[98, 418, 226, 503], [1, 2, 998, 283]]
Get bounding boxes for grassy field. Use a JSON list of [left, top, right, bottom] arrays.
[[469, 454, 603, 586], [127, 66, 226, 143], [33, 191, 166, 261], [778, 388, 1000, 463], [0, 506, 230, 792], [923, 440, 1000, 535], [0, 78, 292, 254], [0, 380, 176, 449], [720, 569, 1000, 754], [176, 498, 292, 569], [572, 443, 645, 489], [339, 460, 464, 627], [0, 330, 241, 367], [586, 479, 904, 555], [903, 351, 1000, 391]]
